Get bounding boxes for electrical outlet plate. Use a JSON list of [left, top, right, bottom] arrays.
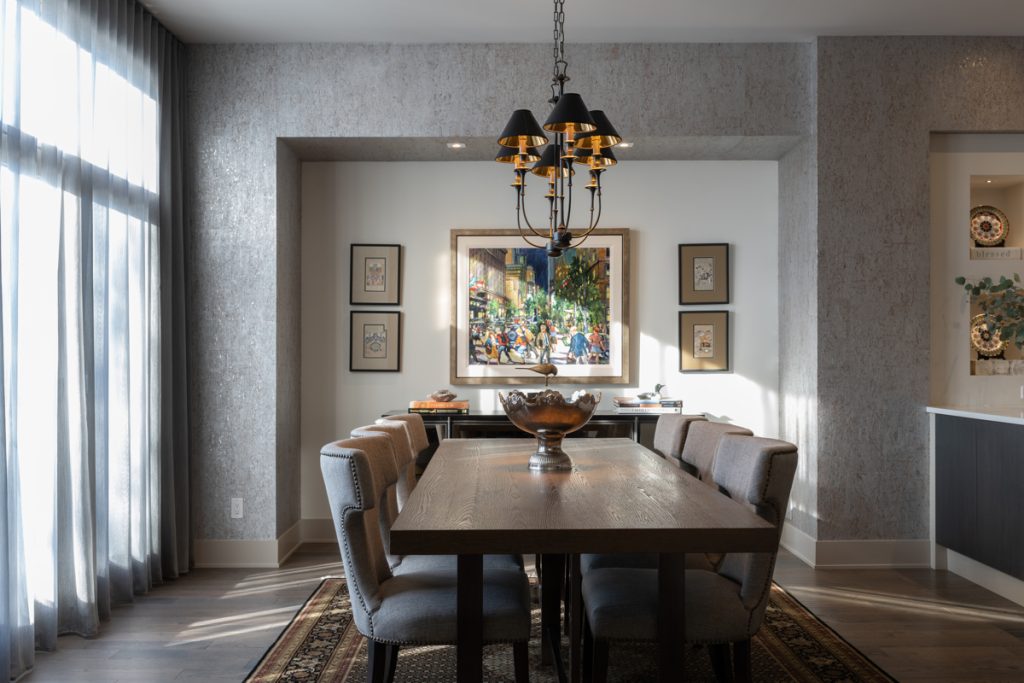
[[230, 497, 243, 519]]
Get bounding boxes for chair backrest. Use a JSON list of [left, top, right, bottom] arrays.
[[380, 413, 430, 455], [320, 436, 397, 636], [352, 420, 416, 509], [652, 413, 707, 461], [678, 421, 753, 483], [711, 434, 798, 631]]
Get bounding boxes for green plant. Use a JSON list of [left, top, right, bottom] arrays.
[[955, 273, 1024, 349]]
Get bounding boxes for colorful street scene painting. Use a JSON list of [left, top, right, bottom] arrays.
[[466, 246, 611, 366]]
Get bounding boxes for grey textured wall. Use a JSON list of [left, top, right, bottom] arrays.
[[814, 37, 1024, 541], [779, 133, 818, 538], [185, 42, 812, 541], [185, 37, 1024, 546]]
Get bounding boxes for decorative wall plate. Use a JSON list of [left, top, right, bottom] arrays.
[[970, 313, 1008, 357], [970, 205, 1009, 246]]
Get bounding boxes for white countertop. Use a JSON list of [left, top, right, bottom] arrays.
[[927, 405, 1024, 426]]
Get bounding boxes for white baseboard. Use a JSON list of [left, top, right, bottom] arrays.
[[781, 523, 930, 569], [194, 520, 306, 569], [939, 546, 1024, 608], [780, 522, 817, 566], [193, 519, 337, 569]]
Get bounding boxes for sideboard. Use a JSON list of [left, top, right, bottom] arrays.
[[381, 409, 691, 446]]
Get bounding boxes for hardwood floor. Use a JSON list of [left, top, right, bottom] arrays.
[[24, 545, 1024, 681]]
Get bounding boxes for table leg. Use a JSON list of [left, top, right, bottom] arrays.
[[540, 552, 565, 669], [457, 554, 483, 683], [658, 553, 686, 682], [569, 553, 582, 683]]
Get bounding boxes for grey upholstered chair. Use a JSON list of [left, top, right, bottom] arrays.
[[321, 436, 531, 683], [651, 413, 706, 462], [678, 420, 753, 483], [580, 434, 798, 683], [377, 413, 438, 472], [352, 421, 416, 509]]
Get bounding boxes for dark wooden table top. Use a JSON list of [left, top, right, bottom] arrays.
[[390, 438, 776, 556]]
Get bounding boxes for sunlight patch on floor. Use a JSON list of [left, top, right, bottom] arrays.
[[792, 585, 1024, 624]]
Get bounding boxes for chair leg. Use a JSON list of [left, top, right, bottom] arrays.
[[733, 639, 751, 683], [591, 637, 609, 683], [582, 615, 593, 681], [512, 641, 530, 683], [367, 639, 388, 683], [708, 643, 733, 683], [384, 643, 400, 683]]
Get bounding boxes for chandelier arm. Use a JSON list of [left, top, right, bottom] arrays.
[[564, 158, 574, 230], [517, 184, 549, 240], [516, 206, 548, 249]]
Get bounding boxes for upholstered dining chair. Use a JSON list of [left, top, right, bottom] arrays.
[[352, 432, 521, 576], [652, 413, 707, 461], [678, 420, 753, 483], [580, 417, 741, 576], [352, 421, 416, 509], [321, 436, 531, 683], [377, 413, 437, 473], [579, 434, 798, 683]]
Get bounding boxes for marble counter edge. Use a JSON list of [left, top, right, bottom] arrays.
[[926, 405, 1024, 426]]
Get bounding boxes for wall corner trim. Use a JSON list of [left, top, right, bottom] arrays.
[[781, 523, 930, 569]]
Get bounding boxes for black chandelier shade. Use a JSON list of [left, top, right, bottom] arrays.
[[498, 109, 548, 148], [530, 144, 574, 179], [575, 146, 617, 168], [574, 110, 622, 150], [543, 93, 597, 135], [495, 146, 542, 164]]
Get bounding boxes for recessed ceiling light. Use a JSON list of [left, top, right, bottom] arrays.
[[446, 142, 466, 150], [617, 141, 634, 149], [986, 179, 993, 183]]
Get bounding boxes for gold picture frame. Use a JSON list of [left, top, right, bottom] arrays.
[[449, 228, 631, 385], [679, 310, 729, 373]]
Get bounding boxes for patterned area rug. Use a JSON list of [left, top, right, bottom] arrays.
[[246, 578, 894, 682]]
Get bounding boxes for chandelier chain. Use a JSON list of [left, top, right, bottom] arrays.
[[550, 0, 568, 101]]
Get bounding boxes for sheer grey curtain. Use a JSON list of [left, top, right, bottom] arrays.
[[0, 0, 189, 678]]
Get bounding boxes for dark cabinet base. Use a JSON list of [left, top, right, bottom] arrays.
[[935, 415, 1024, 581]]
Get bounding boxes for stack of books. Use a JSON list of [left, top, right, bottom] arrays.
[[408, 400, 470, 415], [612, 396, 683, 414]]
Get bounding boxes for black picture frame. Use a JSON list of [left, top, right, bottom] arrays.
[[679, 310, 730, 373], [679, 243, 730, 305], [350, 310, 401, 372], [350, 244, 402, 306]]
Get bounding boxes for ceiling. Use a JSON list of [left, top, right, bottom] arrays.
[[141, 0, 1024, 44]]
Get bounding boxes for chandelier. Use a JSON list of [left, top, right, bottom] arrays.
[[495, 0, 621, 258]]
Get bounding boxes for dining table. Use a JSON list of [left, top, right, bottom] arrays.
[[389, 437, 778, 683]]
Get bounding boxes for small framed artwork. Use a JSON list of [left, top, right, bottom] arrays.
[[350, 244, 401, 305], [679, 310, 729, 373], [679, 243, 729, 304], [350, 311, 401, 372]]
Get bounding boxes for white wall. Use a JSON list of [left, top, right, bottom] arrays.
[[930, 140, 1024, 405], [300, 161, 779, 520]]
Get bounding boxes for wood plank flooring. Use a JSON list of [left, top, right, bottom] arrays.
[[24, 545, 1024, 681]]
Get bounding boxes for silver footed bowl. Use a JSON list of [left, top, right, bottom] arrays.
[[498, 389, 601, 471]]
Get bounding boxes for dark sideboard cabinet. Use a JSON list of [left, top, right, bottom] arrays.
[[935, 414, 1024, 580]]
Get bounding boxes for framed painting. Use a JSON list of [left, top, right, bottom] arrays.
[[350, 244, 401, 305], [350, 310, 401, 372], [450, 228, 631, 385], [679, 243, 729, 304], [679, 310, 729, 373]]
